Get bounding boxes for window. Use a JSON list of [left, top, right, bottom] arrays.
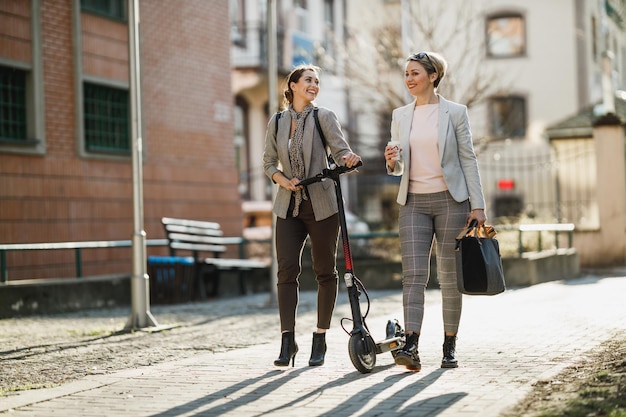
[[230, 0, 245, 46], [81, 0, 126, 21], [486, 13, 525, 58], [488, 96, 526, 138], [0, 66, 27, 142], [591, 15, 598, 62], [322, 0, 336, 67], [83, 83, 130, 154], [0, 1, 45, 153], [234, 96, 249, 198], [295, 0, 308, 33]]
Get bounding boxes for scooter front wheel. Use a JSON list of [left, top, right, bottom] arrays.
[[348, 332, 377, 373]]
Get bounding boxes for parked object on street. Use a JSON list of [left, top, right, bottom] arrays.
[[162, 217, 268, 298], [147, 256, 196, 304], [300, 161, 405, 373]]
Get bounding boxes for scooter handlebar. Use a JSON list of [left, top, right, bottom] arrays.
[[298, 160, 363, 186]]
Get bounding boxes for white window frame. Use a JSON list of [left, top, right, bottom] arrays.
[[0, 0, 46, 155]]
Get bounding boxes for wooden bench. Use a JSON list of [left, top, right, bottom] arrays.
[[161, 217, 269, 298]]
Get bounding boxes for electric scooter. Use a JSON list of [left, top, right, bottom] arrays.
[[299, 161, 405, 373]]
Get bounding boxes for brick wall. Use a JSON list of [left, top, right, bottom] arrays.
[[0, 0, 32, 63], [0, 0, 242, 280]]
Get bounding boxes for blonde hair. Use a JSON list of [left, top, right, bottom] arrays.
[[406, 52, 447, 88]]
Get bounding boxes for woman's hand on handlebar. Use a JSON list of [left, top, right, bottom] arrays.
[[342, 152, 362, 168], [273, 172, 302, 192], [285, 177, 303, 192]]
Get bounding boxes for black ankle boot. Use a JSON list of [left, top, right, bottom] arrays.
[[274, 331, 298, 367], [309, 332, 326, 366], [441, 335, 458, 368], [394, 333, 421, 371]]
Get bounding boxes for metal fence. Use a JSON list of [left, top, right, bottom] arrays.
[[354, 138, 596, 233]]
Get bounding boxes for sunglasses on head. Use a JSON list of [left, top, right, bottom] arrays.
[[410, 52, 436, 72]]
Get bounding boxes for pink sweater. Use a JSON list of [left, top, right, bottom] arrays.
[[408, 104, 448, 194]]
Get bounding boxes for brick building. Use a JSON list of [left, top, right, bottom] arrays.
[[0, 0, 241, 280]]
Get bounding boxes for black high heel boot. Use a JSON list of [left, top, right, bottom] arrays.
[[441, 335, 458, 368], [394, 333, 421, 371], [274, 331, 298, 367], [309, 332, 326, 366]]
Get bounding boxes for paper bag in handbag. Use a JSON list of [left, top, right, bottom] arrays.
[[455, 221, 505, 295]]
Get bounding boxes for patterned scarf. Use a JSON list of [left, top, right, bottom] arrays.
[[288, 103, 314, 217]]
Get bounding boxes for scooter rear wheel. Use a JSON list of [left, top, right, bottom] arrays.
[[348, 333, 377, 373]]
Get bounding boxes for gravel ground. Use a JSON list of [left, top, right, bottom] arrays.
[[501, 333, 626, 417], [0, 289, 406, 396]]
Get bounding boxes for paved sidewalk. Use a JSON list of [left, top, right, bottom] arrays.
[[1, 274, 625, 416]]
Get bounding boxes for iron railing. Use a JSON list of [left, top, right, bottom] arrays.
[[0, 239, 168, 283], [0, 225, 575, 283]]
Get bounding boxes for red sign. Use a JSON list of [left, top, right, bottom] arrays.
[[497, 179, 515, 190]]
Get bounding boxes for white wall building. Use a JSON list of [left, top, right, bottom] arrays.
[[230, 0, 349, 204], [342, 0, 625, 224]]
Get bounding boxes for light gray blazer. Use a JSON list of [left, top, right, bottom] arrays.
[[388, 95, 486, 210], [263, 106, 354, 221]]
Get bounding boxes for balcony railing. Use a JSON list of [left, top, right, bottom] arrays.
[[231, 21, 285, 70]]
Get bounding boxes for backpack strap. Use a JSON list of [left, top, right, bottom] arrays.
[[313, 108, 328, 149], [278, 108, 333, 163], [313, 108, 335, 166], [274, 112, 281, 137]]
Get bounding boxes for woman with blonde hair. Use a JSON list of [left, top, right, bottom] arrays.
[[385, 52, 486, 371]]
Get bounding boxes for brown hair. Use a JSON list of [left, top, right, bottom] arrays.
[[282, 64, 320, 108]]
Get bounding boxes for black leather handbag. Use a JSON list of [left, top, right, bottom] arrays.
[[455, 221, 506, 295]]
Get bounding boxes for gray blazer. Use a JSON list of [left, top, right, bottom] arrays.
[[263, 106, 354, 221], [388, 95, 486, 210]]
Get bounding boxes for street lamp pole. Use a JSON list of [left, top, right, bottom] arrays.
[[266, 0, 278, 307], [125, 0, 158, 330]]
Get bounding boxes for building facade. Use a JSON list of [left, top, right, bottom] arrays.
[[0, 0, 241, 280], [343, 0, 625, 227], [230, 0, 351, 204]]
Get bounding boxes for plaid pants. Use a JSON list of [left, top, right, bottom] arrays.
[[399, 191, 469, 334]]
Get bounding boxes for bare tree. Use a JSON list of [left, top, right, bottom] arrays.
[[332, 0, 512, 158]]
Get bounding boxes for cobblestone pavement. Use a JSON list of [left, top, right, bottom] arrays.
[[1, 273, 625, 416]]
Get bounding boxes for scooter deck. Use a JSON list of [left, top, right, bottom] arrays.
[[375, 336, 404, 354]]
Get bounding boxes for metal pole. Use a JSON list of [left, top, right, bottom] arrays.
[[400, 0, 412, 56], [599, 0, 615, 114], [400, 0, 413, 103], [1, 250, 6, 283], [125, 0, 158, 330], [266, 0, 278, 307]]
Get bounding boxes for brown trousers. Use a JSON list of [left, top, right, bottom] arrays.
[[275, 197, 339, 332]]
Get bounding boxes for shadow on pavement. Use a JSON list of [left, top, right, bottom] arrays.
[[262, 367, 453, 417], [148, 367, 313, 417], [320, 369, 463, 416]]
